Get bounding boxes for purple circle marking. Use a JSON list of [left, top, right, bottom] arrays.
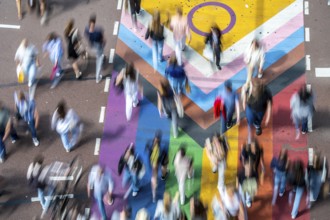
[[187, 2, 236, 36]]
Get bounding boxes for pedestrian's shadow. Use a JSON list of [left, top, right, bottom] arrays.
[[47, 0, 95, 20]]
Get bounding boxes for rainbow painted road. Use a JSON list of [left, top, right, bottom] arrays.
[[96, 0, 309, 219]]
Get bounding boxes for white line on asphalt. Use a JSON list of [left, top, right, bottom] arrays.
[[305, 27, 310, 42], [117, 0, 123, 10], [306, 55, 311, 71], [315, 68, 330, 77], [104, 77, 111, 92], [0, 24, 20, 29], [31, 194, 74, 202], [304, 1, 309, 15], [113, 21, 119, 35], [94, 138, 101, 155], [99, 106, 106, 123], [49, 176, 74, 181], [109, 48, 115, 63], [308, 148, 313, 166]]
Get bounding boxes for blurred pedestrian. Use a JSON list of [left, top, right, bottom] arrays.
[[145, 10, 165, 72], [287, 160, 308, 219], [170, 7, 191, 66], [87, 164, 114, 220], [213, 95, 226, 134], [0, 102, 18, 163], [64, 19, 83, 79], [189, 197, 207, 220], [16, 0, 46, 20], [290, 85, 315, 140], [135, 208, 149, 220], [244, 38, 265, 82], [271, 148, 289, 205], [14, 90, 40, 146], [84, 14, 106, 83], [205, 134, 228, 191], [165, 54, 187, 95], [15, 38, 40, 98], [51, 101, 83, 152], [157, 79, 179, 138], [242, 79, 272, 140], [125, 0, 142, 31], [219, 80, 240, 130], [145, 131, 169, 202], [174, 147, 193, 205], [154, 192, 180, 219], [205, 23, 222, 70], [115, 63, 143, 121], [43, 32, 64, 89]]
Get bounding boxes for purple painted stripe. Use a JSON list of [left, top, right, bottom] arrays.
[[92, 71, 140, 218]]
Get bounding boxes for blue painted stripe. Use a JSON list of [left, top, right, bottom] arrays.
[[118, 24, 304, 112], [128, 98, 171, 218]]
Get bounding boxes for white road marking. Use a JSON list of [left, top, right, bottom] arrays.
[[109, 48, 115, 63], [117, 0, 123, 10], [94, 138, 101, 155], [0, 24, 20, 29], [49, 176, 74, 181], [104, 77, 111, 92], [113, 21, 119, 35], [31, 194, 74, 202], [305, 27, 310, 42], [99, 106, 106, 123], [308, 148, 313, 166], [306, 55, 311, 71], [315, 67, 330, 77], [304, 1, 309, 15]]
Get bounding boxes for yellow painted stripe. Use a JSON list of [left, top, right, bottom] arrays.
[[199, 125, 239, 220]]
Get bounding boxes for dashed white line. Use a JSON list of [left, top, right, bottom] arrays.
[[305, 27, 310, 42], [49, 176, 74, 181], [94, 138, 101, 155], [315, 68, 330, 77], [104, 77, 111, 92], [306, 55, 311, 71], [304, 1, 309, 15], [31, 194, 74, 202], [308, 148, 313, 166], [117, 0, 123, 10], [113, 21, 119, 35], [99, 106, 106, 123], [109, 48, 115, 63], [0, 24, 20, 29]]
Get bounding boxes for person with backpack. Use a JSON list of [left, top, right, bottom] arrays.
[[84, 14, 106, 83], [0, 102, 18, 163], [87, 164, 114, 220], [205, 24, 222, 70], [64, 18, 84, 79], [165, 54, 187, 95], [51, 101, 83, 152], [145, 10, 165, 72], [154, 192, 180, 220], [14, 90, 40, 147]]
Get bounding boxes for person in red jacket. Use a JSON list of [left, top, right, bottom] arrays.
[[214, 96, 227, 134]]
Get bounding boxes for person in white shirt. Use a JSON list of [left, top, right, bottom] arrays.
[[51, 101, 83, 152], [244, 38, 265, 82], [87, 164, 114, 220], [174, 147, 193, 205], [154, 192, 180, 220]]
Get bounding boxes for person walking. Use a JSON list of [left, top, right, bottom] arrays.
[[51, 101, 83, 152], [84, 14, 106, 83], [15, 39, 40, 98], [16, 0, 46, 20], [154, 192, 180, 220], [271, 148, 289, 205], [241, 79, 272, 140], [14, 90, 40, 146], [87, 164, 114, 220], [43, 32, 65, 89], [157, 79, 179, 138], [64, 19, 83, 79], [145, 10, 165, 72], [174, 147, 193, 205], [115, 63, 143, 121], [244, 38, 265, 82], [290, 85, 315, 140], [205, 24, 222, 70], [0, 102, 18, 163], [125, 0, 142, 31], [165, 54, 187, 95], [170, 7, 191, 66], [213, 95, 226, 134], [219, 80, 240, 130]]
